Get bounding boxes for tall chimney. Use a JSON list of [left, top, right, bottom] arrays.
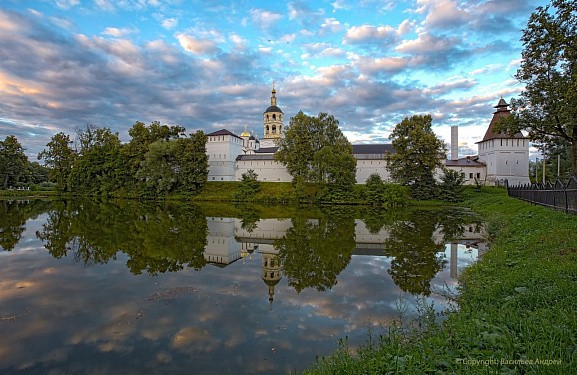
[[451, 126, 458, 161]]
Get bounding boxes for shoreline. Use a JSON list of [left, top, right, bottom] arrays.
[[303, 187, 577, 374]]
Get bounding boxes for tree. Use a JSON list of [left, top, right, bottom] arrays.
[[38, 132, 76, 192], [498, 0, 577, 174], [122, 121, 187, 188], [386, 115, 446, 199], [275, 112, 356, 190], [0, 135, 28, 189], [235, 169, 261, 201], [67, 126, 123, 195], [439, 169, 466, 202], [137, 131, 208, 196]]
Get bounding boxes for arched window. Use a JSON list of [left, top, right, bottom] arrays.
[[272, 125, 276, 134], [272, 114, 276, 120], [265, 125, 269, 134]]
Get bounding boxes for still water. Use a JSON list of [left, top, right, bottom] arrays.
[[0, 199, 485, 374]]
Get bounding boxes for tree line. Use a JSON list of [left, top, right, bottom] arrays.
[[0, 135, 49, 189], [37, 121, 208, 197], [4, 113, 461, 202]]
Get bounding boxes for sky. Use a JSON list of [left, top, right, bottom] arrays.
[[0, 0, 548, 160]]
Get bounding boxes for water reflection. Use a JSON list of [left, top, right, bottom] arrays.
[[0, 200, 487, 296], [0, 199, 485, 374], [36, 199, 208, 274]]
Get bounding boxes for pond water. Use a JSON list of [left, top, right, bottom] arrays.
[[0, 199, 485, 374]]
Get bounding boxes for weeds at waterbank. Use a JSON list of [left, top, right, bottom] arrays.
[[302, 187, 577, 374]]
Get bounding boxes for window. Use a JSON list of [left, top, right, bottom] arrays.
[[476, 173, 480, 179], [469, 173, 473, 179]]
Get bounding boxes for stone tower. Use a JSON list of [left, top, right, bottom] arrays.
[[261, 84, 283, 148], [476, 98, 530, 186]]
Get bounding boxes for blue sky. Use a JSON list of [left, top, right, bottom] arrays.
[[1, 0, 547, 160]]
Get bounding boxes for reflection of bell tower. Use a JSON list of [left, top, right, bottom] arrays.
[[261, 83, 283, 148], [261, 250, 282, 303]]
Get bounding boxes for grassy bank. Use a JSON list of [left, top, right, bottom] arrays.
[[303, 187, 577, 374]]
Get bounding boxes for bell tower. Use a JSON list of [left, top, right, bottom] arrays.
[[261, 83, 283, 148]]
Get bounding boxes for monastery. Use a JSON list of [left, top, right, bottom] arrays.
[[206, 87, 530, 186]]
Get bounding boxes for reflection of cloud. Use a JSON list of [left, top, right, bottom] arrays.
[[0, 209, 484, 373], [171, 326, 221, 352]]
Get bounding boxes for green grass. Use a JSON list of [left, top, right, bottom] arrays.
[[303, 187, 577, 374], [0, 190, 58, 197]]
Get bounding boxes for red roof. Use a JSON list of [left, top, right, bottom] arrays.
[[478, 99, 526, 142]]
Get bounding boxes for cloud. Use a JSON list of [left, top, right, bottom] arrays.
[[102, 27, 137, 37], [424, 78, 478, 95], [161, 17, 178, 30], [320, 17, 342, 35], [469, 63, 504, 76], [417, 0, 470, 29], [249, 9, 283, 32], [287, 1, 325, 28], [54, 0, 80, 9], [355, 56, 411, 74], [343, 24, 397, 45], [176, 33, 218, 55]]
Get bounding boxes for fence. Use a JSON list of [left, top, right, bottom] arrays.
[[506, 176, 577, 214]]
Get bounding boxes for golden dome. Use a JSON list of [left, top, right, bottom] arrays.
[[241, 129, 250, 137]]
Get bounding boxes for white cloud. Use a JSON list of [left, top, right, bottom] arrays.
[[176, 33, 217, 55], [343, 24, 396, 44], [54, 0, 80, 9], [102, 27, 136, 37], [249, 9, 283, 31], [396, 32, 457, 54], [355, 56, 410, 73], [417, 0, 469, 29], [161, 18, 178, 30], [469, 64, 504, 76], [320, 17, 342, 34]]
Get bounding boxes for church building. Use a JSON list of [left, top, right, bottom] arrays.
[[205, 87, 530, 186]]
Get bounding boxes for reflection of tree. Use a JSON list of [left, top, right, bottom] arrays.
[[126, 203, 207, 275], [436, 207, 482, 243], [238, 205, 260, 233], [360, 207, 406, 235], [383, 210, 447, 296], [36, 200, 208, 275], [0, 200, 51, 251], [275, 207, 355, 292]]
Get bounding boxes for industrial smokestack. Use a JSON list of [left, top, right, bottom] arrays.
[[451, 126, 458, 161]]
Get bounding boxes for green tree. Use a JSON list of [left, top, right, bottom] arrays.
[[498, 0, 577, 174], [439, 169, 466, 202], [38, 132, 76, 192], [386, 115, 446, 199], [0, 135, 28, 189], [235, 169, 261, 201], [122, 121, 186, 189], [137, 131, 208, 196], [275, 112, 356, 192], [68, 126, 123, 195]]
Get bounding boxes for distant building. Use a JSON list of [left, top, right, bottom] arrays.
[[205, 87, 530, 186]]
